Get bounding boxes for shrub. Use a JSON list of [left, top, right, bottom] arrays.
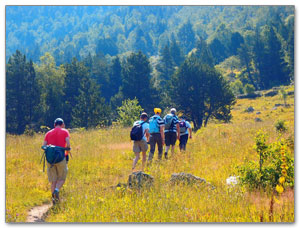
[[244, 83, 255, 95], [275, 120, 287, 133], [116, 98, 144, 127], [238, 130, 294, 193]]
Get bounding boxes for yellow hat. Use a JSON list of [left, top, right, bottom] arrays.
[[154, 108, 162, 114]]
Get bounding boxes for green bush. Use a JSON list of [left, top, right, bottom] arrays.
[[244, 83, 255, 95], [275, 120, 287, 132], [116, 98, 144, 127], [238, 130, 294, 193]]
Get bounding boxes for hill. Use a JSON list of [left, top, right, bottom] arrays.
[[6, 6, 294, 64]]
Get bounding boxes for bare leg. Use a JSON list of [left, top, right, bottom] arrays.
[[56, 180, 65, 190], [51, 182, 57, 193], [141, 151, 147, 171], [132, 152, 140, 170], [171, 145, 175, 155]]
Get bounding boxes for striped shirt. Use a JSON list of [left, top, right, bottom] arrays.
[[163, 114, 179, 133]]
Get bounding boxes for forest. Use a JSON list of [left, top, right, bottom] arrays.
[[6, 5, 294, 134]]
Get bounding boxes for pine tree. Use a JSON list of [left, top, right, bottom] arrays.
[[177, 20, 196, 54], [156, 44, 176, 90], [71, 74, 108, 128], [6, 50, 28, 133], [169, 36, 184, 66], [109, 56, 122, 98], [36, 53, 65, 127], [194, 38, 214, 67], [121, 51, 157, 112]]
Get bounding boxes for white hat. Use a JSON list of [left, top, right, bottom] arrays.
[[170, 108, 176, 114]]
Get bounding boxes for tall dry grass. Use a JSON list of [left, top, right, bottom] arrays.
[[6, 87, 294, 222]]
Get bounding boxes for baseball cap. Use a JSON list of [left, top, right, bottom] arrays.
[[140, 112, 148, 119], [170, 108, 177, 114], [54, 118, 64, 126]]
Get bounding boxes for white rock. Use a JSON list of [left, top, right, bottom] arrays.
[[226, 176, 239, 186]]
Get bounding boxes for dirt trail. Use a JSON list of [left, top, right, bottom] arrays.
[[26, 203, 52, 223]]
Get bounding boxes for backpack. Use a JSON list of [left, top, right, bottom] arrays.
[[179, 120, 187, 133], [164, 114, 174, 130], [130, 121, 146, 141], [40, 145, 66, 171], [149, 117, 159, 133]]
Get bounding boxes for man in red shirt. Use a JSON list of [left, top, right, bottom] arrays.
[[42, 118, 70, 203]]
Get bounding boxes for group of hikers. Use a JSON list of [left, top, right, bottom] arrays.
[[42, 108, 192, 203], [130, 108, 192, 171]]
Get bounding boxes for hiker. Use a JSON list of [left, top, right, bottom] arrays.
[[179, 116, 192, 151], [163, 108, 180, 159], [42, 118, 70, 203], [130, 112, 150, 171], [148, 108, 165, 161]]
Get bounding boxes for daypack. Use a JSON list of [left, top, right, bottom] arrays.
[[149, 116, 159, 133], [164, 114, 174, 130], [179, 120, 187, 133], [130, 121, 146, 141], [40, 145, 68, 171]]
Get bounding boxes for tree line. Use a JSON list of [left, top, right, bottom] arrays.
[[6, 43, 236, 134]]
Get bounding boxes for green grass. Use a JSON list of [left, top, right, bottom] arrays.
[[6, 86, 294, 222]]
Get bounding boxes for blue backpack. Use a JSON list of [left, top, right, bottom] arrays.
[[130, 122, 146, 141], [149, 117, 159, 133]]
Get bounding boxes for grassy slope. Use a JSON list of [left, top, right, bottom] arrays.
[[6, 86, 294, 222]]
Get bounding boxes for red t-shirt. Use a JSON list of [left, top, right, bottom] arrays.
[[44, 127, 70, 148]]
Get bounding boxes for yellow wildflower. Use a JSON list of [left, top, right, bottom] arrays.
[[276, 185, 284, 194], [279, 176, 285, 184]]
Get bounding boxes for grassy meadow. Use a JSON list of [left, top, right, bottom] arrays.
[[6, 86, 294, 222]]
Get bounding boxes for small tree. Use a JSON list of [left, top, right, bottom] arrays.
[[117, 98, 143, 127], [244, 83, 255, 95], [279, 87, 287, 107]]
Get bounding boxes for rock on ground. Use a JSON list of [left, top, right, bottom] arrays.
[[128, 171, 154, 188]]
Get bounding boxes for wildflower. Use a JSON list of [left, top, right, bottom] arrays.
[[279, 176, 285, 184], [281, 169, 287, 176], [276, 185, 284, 194], [274, 196, 280, 204]]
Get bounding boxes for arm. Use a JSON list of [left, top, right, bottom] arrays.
[[42, 140, 47, 146], [145, 129, 150, 142], [189, 128, 192, 139], [66, 136, 71, 148], [176, 123, 180, 140], [160, 125, 165, 145]]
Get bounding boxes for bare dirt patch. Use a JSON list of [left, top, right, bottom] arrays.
[[26, 203, 52, 222]]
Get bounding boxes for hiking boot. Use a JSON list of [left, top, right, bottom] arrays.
[[164, 152, 168, 160], [52, 189, 59, 204]]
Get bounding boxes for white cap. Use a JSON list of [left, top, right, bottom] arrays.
[[170, 108, 176, 114]]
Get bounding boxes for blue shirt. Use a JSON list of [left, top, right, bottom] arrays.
[[163, 114, 179, 133], [180, 121, 192, 136], [133, 120, 149, 141]]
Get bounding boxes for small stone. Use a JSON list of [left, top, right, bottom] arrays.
[[245, 106, 254, 113]]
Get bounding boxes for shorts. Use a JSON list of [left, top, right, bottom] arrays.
[[47, 158, 68, 182], [179, 134, 189, 148], [165, 131, 177, 146], [133, 139, 148, 153]]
